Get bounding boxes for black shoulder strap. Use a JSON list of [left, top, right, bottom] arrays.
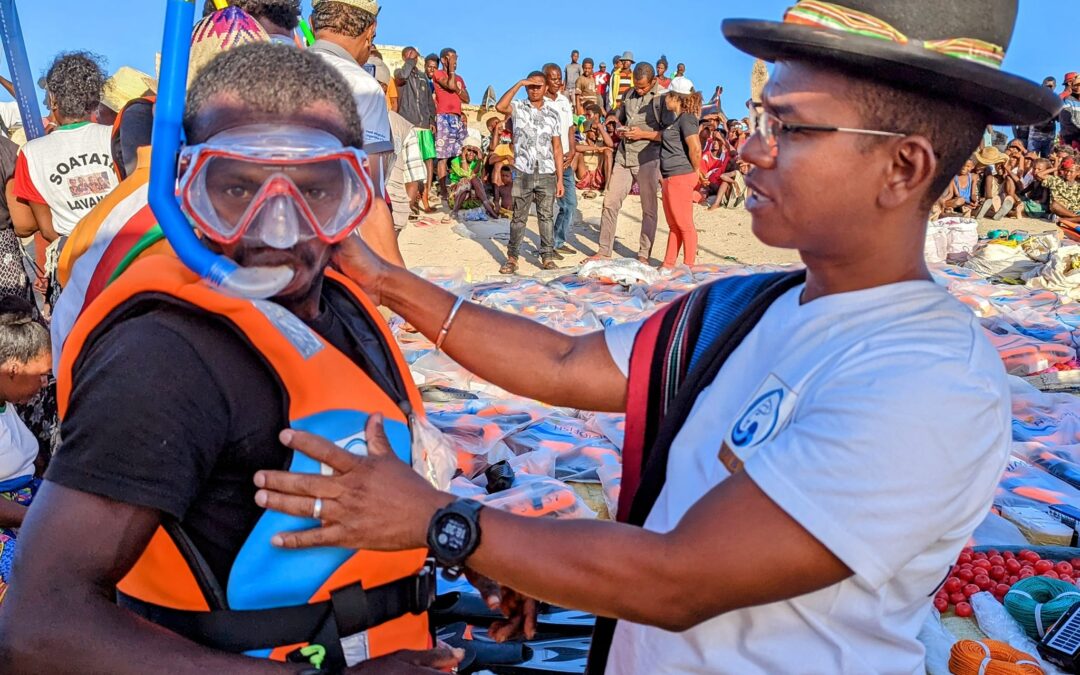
[[586, 269, 806, 674]]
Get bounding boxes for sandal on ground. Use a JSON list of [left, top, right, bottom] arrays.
[[541, 258, 558, 271], [499, 258, 519, 275]]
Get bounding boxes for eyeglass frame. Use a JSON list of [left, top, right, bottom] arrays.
[[750, 109, 906, 154]]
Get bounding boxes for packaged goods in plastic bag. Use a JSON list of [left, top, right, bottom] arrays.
[[578, 258, 661, 286], [597, 462, 621, 520], [982, 317, 1076, 376], [502, 416, 622, 482], [970, 591, 1067, 675], [411, 415, 458, 490], [996, 457, 1080, 513], [583, 412, 626, 448], [426, 412, 538, 478], [1000, 504, 1075, 546], [413, 267, 470, 297], [925, 221, 949, 264], [480, 475, 597, 519], [1015, 442, 1080, 491], [1011, 377, 1080, 445]]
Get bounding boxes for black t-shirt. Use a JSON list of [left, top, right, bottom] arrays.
[[47, 279, 403, 587], [659, 103, 699, 178]]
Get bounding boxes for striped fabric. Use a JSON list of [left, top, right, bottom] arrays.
[[52, 150, 170, 372], [783, 0, 1005, 69]]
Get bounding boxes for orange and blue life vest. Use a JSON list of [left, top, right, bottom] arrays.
[[57, 254, 434, 668]]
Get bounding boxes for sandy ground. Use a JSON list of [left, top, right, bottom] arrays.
[[398, 188, 1056, 274]]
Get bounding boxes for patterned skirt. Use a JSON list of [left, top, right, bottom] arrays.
[[0, 477, 40, 603]]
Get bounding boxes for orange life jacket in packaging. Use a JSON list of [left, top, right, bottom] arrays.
[[57, 255, 433, 668]]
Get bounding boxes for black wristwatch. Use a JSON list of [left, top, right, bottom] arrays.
[[427, 499, 485, 573]]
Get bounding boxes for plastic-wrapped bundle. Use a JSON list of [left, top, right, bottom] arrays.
[[480, 475, 597, 520], [996, 457, 1080, 513], [583, 412, 626, 448], [502, 416, 621, 482], [426, 410, 540, 478], [413, 266, 470, 297], [982, 317, 1076, 376], [578, 258, 661, 286], [1015, 442, 1080, 491], [1011, 378, 1080, 446]]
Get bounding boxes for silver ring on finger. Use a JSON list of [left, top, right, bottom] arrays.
[[312, 497, 323, 521]]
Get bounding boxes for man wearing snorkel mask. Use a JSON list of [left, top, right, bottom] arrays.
[[0, 43, 457, 674]]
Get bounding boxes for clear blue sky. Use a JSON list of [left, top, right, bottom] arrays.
[[4, 0, 1076, 120]]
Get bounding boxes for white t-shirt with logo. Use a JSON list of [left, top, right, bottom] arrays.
[[603, 280, 1011, 674], [14, 122, 118, 236], [311, 42, 393, 156], [0, 403, 39, 484]]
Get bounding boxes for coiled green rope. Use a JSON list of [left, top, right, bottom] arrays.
[[1003, 576, 1080, 640]]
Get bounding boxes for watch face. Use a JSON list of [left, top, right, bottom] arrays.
[[437, 513, 471, 554]]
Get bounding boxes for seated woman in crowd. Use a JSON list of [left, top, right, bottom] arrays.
[[1040, 156, 1080, 228], [711, 159, 750, 210], [448, 132, 501, 221], [0, 296, 52, 602]]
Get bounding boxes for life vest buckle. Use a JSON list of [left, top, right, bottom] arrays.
[[408, 558, 437, 615]]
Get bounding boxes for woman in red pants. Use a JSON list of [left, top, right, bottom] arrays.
[[658, 76, 705, 268]]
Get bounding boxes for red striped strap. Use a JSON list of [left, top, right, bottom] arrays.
[[618, 306, 669, 522]]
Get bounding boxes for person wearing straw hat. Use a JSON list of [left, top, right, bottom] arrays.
[[248, 1, 1063, 674], [95, 67, 157, 127], [973, 144, 1017, 220]]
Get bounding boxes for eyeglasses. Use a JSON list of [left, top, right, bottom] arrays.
[[751, 110, 905, 154]]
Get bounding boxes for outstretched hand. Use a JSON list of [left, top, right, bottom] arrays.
[[254, 414, 454, 552]]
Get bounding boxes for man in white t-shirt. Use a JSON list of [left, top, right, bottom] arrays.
[[543, 63, 578, 256], [307, 0, 404, 266], [243, 1, 1065, 673], [13, 52, 117, 241]]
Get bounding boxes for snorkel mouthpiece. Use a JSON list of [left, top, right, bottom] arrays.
[[150, 0, 293, 298]]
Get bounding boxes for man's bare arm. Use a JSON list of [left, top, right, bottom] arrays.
[[466, 471, 852, 630], [335, 238, 627, 412], [0, 483, 295, 674]]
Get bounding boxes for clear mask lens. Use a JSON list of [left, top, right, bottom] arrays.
[[180, 136, 373, 246]]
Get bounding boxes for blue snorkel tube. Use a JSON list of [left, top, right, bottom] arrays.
[[151, 0, 293, 299]]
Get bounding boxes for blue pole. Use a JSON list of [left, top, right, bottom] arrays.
[[0, 0, 45, 140], [151, 0, 291, 298]]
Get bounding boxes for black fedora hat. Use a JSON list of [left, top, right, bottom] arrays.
[[722, 0, 1062, 125]]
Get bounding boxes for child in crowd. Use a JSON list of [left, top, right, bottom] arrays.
[[448, 132, 500, 221], [574, 104, 614, 194]]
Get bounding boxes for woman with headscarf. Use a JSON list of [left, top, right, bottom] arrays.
[[658, 76, 704, 268]]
